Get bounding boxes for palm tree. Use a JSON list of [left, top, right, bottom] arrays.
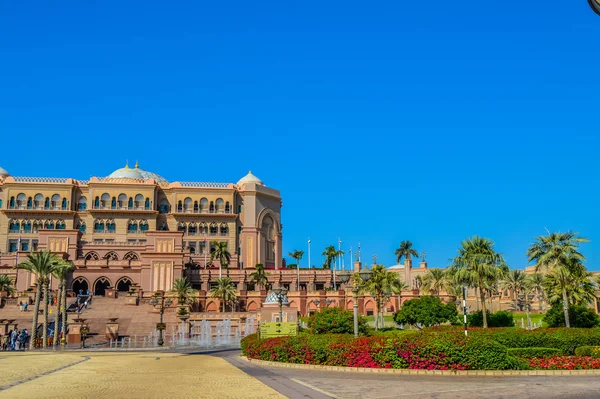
[[396, 280, 409, 311], [15, 251, 60, 349], [359, 265, 404, 330], [528, 272, 546, 311], [249, 263, 269, 290], [0, 274, 16, 296], [450, 236, 505, 328], [52, 260, 73, 349], [501, 270, 527, 310], [526, 231, 589, 328], [171, 277, 195, 305], [210, 277, 238, 312], [395, 240, 418, 264], [543, 262, 596, 307], [322, 246, 337, 269], [421, 268, 447, 297], [210, 241, 231, 278], [289, 250, 304, 291]]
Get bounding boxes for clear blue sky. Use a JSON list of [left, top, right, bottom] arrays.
[[1, 1, 598, 270]]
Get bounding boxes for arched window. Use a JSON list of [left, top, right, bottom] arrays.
[[220, 223, 228, 236], [101, 193, 110, 208], [209, 201, 215, 213], [128, 197, 133, 209], [159, 199, 169, 214], [106, 219, 116, 233], [118, 193, 127, 208], [188, 223, 197, 236], [61, 198, 68, 210], [193, 201, 199, 213], [184, 197, 193, 212], [44, 197, 50, 209], [94, 219, 105, 233], [26, 197, 33, 209], [200, 198, 208, 213], [33, 220, 41, 233], [85, 252, 100, 261], [77, 220, 86, 234], [51, 194, 60, 209], [209, 223, 218, 236], [216, 198, 224, 213], [94, 196, 100, 208], [104, 252, 119, 261], [199, 223, 208, 235], [124, 252, 139, 261], [78, 196, 87, 211], [44, 220, 55, 230], [16, 193, 26, 208], [139, 220, 149, 232], [111, 197, 117, 209], [225, 201, 231, 213], [134, 194, 143, 209], [158, 222, 168, 231], [34, 194, 44, 209], [9, 196, 15, 209], [127, 220, 138, 234], [177, 201, 183, 213], [144, 198, 150, 210], [9, 219, 20, 233], [177, 222, 186, 234], [56, 220, 66, 230]]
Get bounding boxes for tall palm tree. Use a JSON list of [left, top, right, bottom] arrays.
[[395, 240, 418, 264], [501, 270, 527, 310], [210, 277, 238, 312], [0, 274, 16, 296], [528, 272, 546, 311], [52, 260, 73, 349], [15, 251, 60, 349], [450, 236, 505, 328], [289, 250, 304, 291], [171, 277, 195, 305], [421, 268, 447, 297], [322, 246, 337, 269], [526, 231, 589, 328], [359, 265, 404, 330], [249, 263, 269, 290], [543, 262, 596, 307], [210, 241, 231, 278]]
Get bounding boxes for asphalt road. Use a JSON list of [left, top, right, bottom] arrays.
[[209, 350, 600, 399]]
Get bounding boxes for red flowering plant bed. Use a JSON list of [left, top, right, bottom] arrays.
[[527, 356, 600, 370]]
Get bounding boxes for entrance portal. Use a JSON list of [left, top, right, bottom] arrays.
[[116, 277, 133, 292], [94, 277, 111, 296], [72, 278, 89, 295]]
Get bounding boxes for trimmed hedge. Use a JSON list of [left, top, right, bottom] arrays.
[[507, 348, 563, 358], [574, 346, 600, 358]]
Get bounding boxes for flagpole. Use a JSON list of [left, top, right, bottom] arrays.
[[308, 238, 311, 269]]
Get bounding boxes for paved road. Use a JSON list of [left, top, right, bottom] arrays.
[[212, 350, 600, 399]]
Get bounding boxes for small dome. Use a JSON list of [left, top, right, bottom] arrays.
[[237, 170, 264, 186], [107, 163, 143, 179], [0, 166, 9, 177], [387, 264, 405, 270], [263, 291, 290, 306]]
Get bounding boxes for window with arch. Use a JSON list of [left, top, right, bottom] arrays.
[[9, 219, 20, 233], [209, 201, 215, 213], [104, 252, 119, 261], [158, 222, 168, 231], [106, 219, 116, 233], [94, 196, 100, 208], [225, 201, 231, 213], [215, 198, 224, 213], [200, 198, 208, 213], [77, 220, 86, 234], [209, 223, 218, 236], [51, 194, 61, 209], [127, 220, 138, 234], [193, 201, 199, 213], [85, 252, 100, 261], [56, 220, 66, 230], [177, 200, 183, 213], [94, 219, 105, 233], [124, 252, 139, 261], [199, 223, 208, 235], [184, 197, 192, 212], [144, 198, 150, 210], [139, 220, 149, 232], [118, 193, 127, 208], [220, 223, 228, 236], [9, 196, 15, 209], [34, 193, 44, 209], [44, 197, 50, 209], [22, 220, 31, 233], [78, 196, 87, 211], [128, 197, 133, 209], [61, 198, 68, 210], [263, 215, 276, 262], [44, 220, 55, 229], [33, 220, 41, 233], [134, 194, 143, 209], [177, 222, 186, 234], [111, 197, 117, 209], [16, 193, 26, 208], [188, 223, 197, 236], [159, 199, 169, 214], [26, 197, 32, 209], [101, 193, 110, 208]]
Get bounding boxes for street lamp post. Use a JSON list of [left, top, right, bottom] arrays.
[[151, 292, 173, 346], [338, 269, 372, 338]]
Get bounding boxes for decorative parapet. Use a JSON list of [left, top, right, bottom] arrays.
[[76, 179, 89, 185], [175, 181, 232, 188], [82, 241, 145, 247], [90, 177, 151, 184], [7, 176, 73, 184]]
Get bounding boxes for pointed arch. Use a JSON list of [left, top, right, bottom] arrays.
[[104, 251, 119, 261], [124, 251, 139, 261], [84, 251, 100, 261]]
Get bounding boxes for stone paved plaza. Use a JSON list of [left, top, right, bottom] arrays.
[[0, 351, 284, 398]]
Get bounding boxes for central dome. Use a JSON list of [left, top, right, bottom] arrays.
[[106, 162, 168, 183], [237, 170, 264, 186]]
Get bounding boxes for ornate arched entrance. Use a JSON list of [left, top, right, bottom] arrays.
[[72, 277, 89, 295], [94, 277, 111, 296], [116, 277, 133, 292]]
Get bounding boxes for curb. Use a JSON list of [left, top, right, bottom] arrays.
[[242, 357, 600, 376]]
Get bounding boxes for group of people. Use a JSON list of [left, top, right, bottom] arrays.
[[1, 328, 29, 351], [18, 301, 29, 312]]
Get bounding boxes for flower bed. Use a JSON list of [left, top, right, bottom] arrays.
[[527, 356, 600, 370]]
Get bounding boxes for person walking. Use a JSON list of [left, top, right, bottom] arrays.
[[10, 328, 18, 351], [24, 301, 28, 312], [2, 334, 9, 351], [19, 301, 23, 312]]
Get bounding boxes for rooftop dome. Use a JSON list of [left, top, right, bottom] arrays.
[[106, 161, 168, 183], [237, 170, 264, 186], [387, 264, 405, 270], [0, 166, 9, 178], [263, 291, 290, 306]]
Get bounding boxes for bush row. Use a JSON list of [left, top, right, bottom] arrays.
[[507, 348, 563, 358], [574, 346, 600, 358]]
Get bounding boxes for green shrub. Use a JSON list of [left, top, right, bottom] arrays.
[[574, 346, 600, 357], [507, 347, 563, 358], [543, 303, 600, 328], [394, 296, 458, 327], [468, 310, 515, 327], [307, 307, 368, 335]]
